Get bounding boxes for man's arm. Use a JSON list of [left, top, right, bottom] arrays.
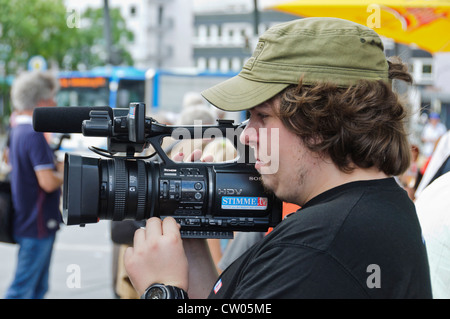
[[183, 238, 218, 298], [35, 168, 63, 193]]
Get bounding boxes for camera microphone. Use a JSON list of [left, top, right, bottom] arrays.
[[33, 106, 113, 133]]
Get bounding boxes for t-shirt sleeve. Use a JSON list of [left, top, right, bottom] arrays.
[[26, 132, 55, 171], [231, 244, 369, 299]]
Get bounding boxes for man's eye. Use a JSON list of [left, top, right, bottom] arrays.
[[257, 113, 268, 120]]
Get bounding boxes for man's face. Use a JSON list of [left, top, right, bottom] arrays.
[[430, 118, 439, 126], [239, 96, 322, 205]]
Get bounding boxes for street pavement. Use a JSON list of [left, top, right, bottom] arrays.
[[0, 220, 117, 299]]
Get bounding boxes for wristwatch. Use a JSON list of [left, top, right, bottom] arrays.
[[141, 283, 189, 299]]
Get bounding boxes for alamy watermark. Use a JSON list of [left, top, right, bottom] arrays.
[[66, 264, 81, 289], [171, 120, 280, 174], [366, 264, 381, 289], [66, 8, 81, 29], [367, 4, 381, 29]]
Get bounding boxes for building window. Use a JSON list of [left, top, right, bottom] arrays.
[[130, 5, 136, 17], [422, 64, 432, 75]]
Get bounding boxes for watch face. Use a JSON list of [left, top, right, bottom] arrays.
[[147, 286, 167, 299]]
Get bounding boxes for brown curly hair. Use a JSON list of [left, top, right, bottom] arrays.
[[277, 57, 412, 176]]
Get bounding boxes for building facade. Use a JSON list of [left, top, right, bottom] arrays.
[[65, 0, 194, 69]]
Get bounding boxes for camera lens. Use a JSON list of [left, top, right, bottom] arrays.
[[99, 158, 148, 221], [63, 154, 152, 225]]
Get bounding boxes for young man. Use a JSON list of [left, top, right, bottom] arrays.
[[124, 18, 432, 298]]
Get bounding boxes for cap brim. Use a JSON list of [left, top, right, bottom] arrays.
[[201, 75, 290, 112]]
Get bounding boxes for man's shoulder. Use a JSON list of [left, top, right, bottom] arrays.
[[12, 124, 42, 140], [12, 124, 47, 146], [268, 178, 412, 249]]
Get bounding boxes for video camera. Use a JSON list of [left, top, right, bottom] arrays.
[[33, 103, 282, 239]]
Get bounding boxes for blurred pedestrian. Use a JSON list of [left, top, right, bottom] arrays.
[[415, 130, 450, 200], [182, 91, 208, 109], [4, 71, 63, 299], [416, 171, 450, 299], [421, 112, 447, 158]]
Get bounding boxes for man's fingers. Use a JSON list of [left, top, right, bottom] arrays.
[[143, 217, 181, 239], [162, 217, 182, 238], [172, 149, 206, 163], [133, 226, 146, 246], [172, 152, 184, 162], [201, 154, 214, 163], [190, 149, 202, 162], [146, 217, 162, 240]]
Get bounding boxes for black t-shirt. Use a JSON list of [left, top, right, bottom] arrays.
[[208, 178, 432, 299]]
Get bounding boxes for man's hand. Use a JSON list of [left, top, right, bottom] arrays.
[[124, 149, 216, 298], [124, 217, 189, 296], [172, 149, 214, 163]]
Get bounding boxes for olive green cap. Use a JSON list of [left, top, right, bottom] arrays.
[[201, 17, 390, 111]]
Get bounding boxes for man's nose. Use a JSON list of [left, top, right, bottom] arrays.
[[239, 123, 258, 146]]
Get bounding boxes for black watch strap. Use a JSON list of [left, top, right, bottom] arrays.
[[141, 283, 189, 299]]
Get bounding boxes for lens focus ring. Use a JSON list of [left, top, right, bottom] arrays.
[[114, 159, 127, 220], [136, 160, 146, 220]]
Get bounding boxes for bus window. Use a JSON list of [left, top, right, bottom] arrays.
[[57, 78, 109, 107], [117, 79, 145, 108], [57, 67, 146, 109]]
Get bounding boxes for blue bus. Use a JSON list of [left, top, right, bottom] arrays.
[[57, 66, 146, 109]]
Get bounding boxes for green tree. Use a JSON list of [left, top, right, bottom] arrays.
[[0, 0, 134, 123], [0, 0, 70, 124], [0, 0, 134, 72], [69, 7, 134, 69], [0, 0, 70, 73]]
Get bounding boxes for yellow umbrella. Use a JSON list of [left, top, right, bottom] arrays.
[[268, 0, 450, 53]]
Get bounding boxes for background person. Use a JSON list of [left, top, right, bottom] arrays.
[[4, 71, 63, 299], [415, 171, 450, 299], [421, 112, 447, 158], [415, 130, 450, 200]]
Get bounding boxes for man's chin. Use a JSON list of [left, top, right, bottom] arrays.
[[259, 175, 275, 194]]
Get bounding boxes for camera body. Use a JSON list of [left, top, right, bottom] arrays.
[[57, 102, 282, 238]]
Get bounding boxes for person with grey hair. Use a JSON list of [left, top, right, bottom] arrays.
[[4, 71, 63, 299], [10, 71, 58, 112]]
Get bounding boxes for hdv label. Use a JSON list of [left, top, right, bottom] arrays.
[[221, 196, 268, 210]]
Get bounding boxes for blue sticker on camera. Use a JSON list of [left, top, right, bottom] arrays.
[[221, 197, 268, 210]]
